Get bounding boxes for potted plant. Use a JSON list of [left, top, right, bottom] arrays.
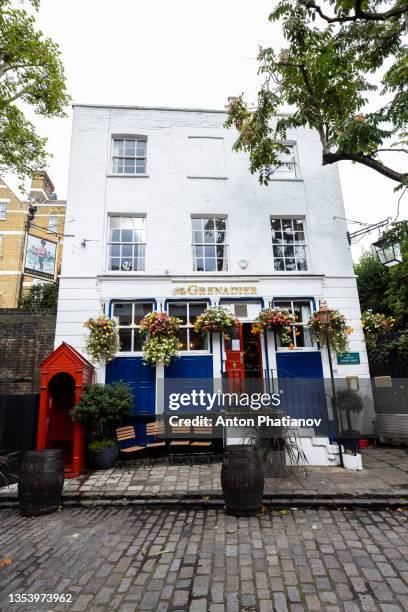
[[83, 315, 119, 364], [194, 306, 239, 338], [70, 381, 133, 469], [251, 307, 295, 347], [244, 411, 307, 478], [140, 311, 182, 366], [336, 388, 364, 470]]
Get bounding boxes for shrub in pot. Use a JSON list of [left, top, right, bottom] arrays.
[[70, 381, 133, 469], [244, 411, 307, 478], [337, 388, 364, 456]]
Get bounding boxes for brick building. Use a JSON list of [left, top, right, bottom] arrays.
[[0, 171, 66, 307]]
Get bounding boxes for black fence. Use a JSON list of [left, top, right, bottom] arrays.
[[0, 393, 39, 485]]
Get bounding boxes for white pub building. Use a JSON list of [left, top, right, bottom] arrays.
[[55, 104, 371, 465]]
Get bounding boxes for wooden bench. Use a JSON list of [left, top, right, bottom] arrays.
[[146, 421, 167, 458], [116, 426, 145, 463]]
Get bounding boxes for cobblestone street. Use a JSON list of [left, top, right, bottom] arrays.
[[2, 507, 408, 611]]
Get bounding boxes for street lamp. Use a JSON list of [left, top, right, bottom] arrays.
[[372, 236, 402, 267], [318, 301, 344, 468]]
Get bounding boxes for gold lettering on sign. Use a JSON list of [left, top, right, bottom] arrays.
[[171, 285, 258, 296]]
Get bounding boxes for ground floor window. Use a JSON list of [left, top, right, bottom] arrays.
[[273, 299, 314, 348], [167, 301, 209, 351], [112, 301, 154, 352]]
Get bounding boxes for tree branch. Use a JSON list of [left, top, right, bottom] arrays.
[[306, 1, 408, 23], [323, 150, 408, 182], [374, 148, 408, 154]]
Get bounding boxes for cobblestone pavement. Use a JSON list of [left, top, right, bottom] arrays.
[[2, 447, 408, 501], [2, 507, 408, 611]]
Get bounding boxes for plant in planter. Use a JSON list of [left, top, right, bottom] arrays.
[[70, 381, 133, 469], [244, 411, 307, 478], [83, 315, 119, 364], [308, 308, 353, 354], [140, 311, 182, 366], [337, 388, 364, 457], [251, 307, 295, 347], [193, 306, 239, 338]]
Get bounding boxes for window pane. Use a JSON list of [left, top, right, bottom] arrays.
[[133, 258, 144, 271], [109, 216, 120, 229], [216, 245, 226, 258], [285, 258, 296, 271], [205, 258, 216, 271], [109, 243, 121, 257], [203, 219, 214, 231], [189, 302, 207, 323], [136, 141, 146, 156], [134, 217, 145, 229], [204, 245, 216, 258], [204, 230, 215, 244], [177, 328, 188, 350], [215, 231, 225, 244], [121, 229, 133, 243], [195, 258, 204, 271], [294, 246, 306, 258], [217, 258, 227, 271], [282, 220, 294, 242], [192, 231, 203, 244], [134, 302, 153, 324], [113, 303, 132, 326], [120, 259, 132, 271], [271, 218, 281, 231], [295, 231, 305, 242], [273, 245, 284, 258], [191, 218, 202, 231], [215, 218, 226, 230], [113, 158, 123, 173], [119, 328, 132, 352], [121, 244, 133, 258], [134, 329, 143, 351], [113, 139, 124, 156], [136, 159, 146, 173], [274, 259, 285, 271], [169, 303, 187, 325], [124, 140, 136, 156], [110, 229, 121, 242], [293, 219, 304, 231], [189, 330, 208, 350], [297, 258, 307, 271], [134, 244, 145, 258], [284, 245, 294, 257], [109, 258, 120, 271], [124, 159, 136, 173]]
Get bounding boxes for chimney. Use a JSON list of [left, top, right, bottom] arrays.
[[29, 171, 55, 203]]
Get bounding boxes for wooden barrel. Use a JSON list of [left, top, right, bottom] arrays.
[[18, 449, 64, 517], [221, 445, 264, 516]]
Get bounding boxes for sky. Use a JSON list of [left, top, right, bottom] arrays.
[[12, 0, 407, 261]]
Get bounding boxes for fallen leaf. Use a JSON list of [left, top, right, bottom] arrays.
[[0, 557, 12, 569]]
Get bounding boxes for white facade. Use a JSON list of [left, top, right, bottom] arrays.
[[55, 104, 372, 464]]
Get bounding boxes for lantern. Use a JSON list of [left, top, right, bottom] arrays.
[[372, 236, 402, 267]]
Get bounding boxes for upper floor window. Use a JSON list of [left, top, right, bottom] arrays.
[[0, 202, 6, 219], [112, 136, 147, 174], [48, 215, 58, 232], [192, 216, 228, 272], [268, 145, 298, 179], [271, 217, 308, 271], [112, 301, 154, 352], [168, 301, 208, 351], [274, 299, 314, 348], [108, 215, 146, 272]]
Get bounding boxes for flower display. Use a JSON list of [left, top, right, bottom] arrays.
[[83, 316, 119, 364], [361, 309, 395, 349], [143, 335, 181, 366], [193, 306, 239, 338], [140, 311, 182, 338], [308, 309, 353, 354], [251, 307, 295, 346]]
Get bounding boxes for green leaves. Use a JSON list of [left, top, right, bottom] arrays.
[[226, 0, 408, 185], [0, 0, 70, 181]]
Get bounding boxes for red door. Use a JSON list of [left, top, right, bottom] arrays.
[[224, 323, 245, 391]]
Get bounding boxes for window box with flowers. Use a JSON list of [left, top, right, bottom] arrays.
[[251, 307, 296, 347], [84, 316, 120, 364], [193, 306, 239, 339], [140, 311, 182, 366], [308, 309, 353, 354]]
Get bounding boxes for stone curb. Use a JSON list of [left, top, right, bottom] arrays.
[[2, 490, 408, 510]]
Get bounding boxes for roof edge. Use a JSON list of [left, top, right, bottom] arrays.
[[72, 103, 290, 116]]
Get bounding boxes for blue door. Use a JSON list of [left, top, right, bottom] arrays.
[[164, 356, 213, 412], [276, 352, 330, 435]]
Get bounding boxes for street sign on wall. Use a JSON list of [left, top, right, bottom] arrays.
[[337, 352, 360, 365]]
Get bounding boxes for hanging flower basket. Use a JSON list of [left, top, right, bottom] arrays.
[[83, 316, 119, 364], [143, 335, 181, 366], [251, 307, 295, 346], [193, 306, 239, 338], [308, 309, 353, 354], [140, 311, 182, 338], [361, 309, 395, 349]]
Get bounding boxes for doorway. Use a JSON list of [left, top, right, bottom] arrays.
[[224, 323, 263, 389], [47, 373, 75, 469]]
